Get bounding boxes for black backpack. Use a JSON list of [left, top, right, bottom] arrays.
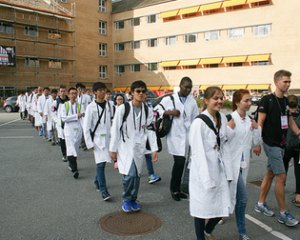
[[120, 102, 162, 152]]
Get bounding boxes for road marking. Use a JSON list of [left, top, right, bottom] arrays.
[[0, 136, 33, 139], [246, 214, 293, 240], [0, 119, 20, 127]]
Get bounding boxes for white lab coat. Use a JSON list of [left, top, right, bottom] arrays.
[[227, 111, 261, 212], [109, 102, 158, 176], [17, 95, 27, 112], [154, 92, 199, 157], [37, 94, 49, 124], [44, 98, 56, 131], [189, 110, 233, 219], [33, 96, 42, 126], [61, 101, 84, 157], [27, 92, 34, 115], [83, 101, 112, 164]]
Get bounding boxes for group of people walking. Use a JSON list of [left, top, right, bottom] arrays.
[[15, 69, 300, 240]]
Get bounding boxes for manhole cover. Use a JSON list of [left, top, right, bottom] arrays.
[[247, 180, 263, 187], [99, 211, 162, 236]]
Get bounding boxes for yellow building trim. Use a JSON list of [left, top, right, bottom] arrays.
[[178, 6, 200, 15], [247, 0, 268, 3], [199, 85, 223, 90], [200, 2, 222, 11], [222, 0, 247, 8], [178, 59, 200, 66], [247, 54, 270, 62], [199, 57, 223, 64], [160, 86, 175, 90], [113, 87, 128, 92], [222, 56, 247, 63], [247, 84, 270, 90], [147, 86, 161, 91], [159, 10, 179, 19], [222, 84, 247, 90], [160, 60, 179, 67]]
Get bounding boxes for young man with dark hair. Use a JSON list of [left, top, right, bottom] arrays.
[[16, 91, 27, 120], [45, 89, 58, 145], [38, 87, 51, 139], [84, 82, 113, 201], [61, 87, 84, 179], [110, 80, 158, 212], [154, 76, 199, 201], [253, 70, 300, 226], [56, 85, 69, 161], [28, 87, 38, 126]]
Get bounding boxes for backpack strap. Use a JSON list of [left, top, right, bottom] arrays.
[[226, 114, 232, 122], [65, 101, 69, 115], [120, 102, 130, 142]]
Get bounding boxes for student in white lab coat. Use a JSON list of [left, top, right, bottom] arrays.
[[189, 87, 233, 240], [28, 87, 38, 127], [37, 87, 51, 139], [61, 87, 85, 179], [227, 89, 261, 240], [34, 93, 43, 134], [45, 89, 58, 145], [154, 77, 199, 201], [84, 82, 113, 201], [16, 92, 27, 120], [110, 80, 158, 213]]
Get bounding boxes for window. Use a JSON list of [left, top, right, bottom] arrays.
[[24, 26, 38, 37], [253, 61, 270, 66], [58, 0, 67, 3], [0, 22, 14, 34], [147, 14, 157, 23], [48, 30, 61, 39], [148, 63, 158, 71], [116, 65, 125, 73], [130, 41, 140, 50], [185, 34, 197, 43], [131, 64, 141, 72], [229, 62, 243, 67], [254, 24, 270, 37], [49, 60, 61, 69], [99, 43, 107, 56], [115, 43, 125, 52], [205, 31, 219, 41], [166, 36, 176, 45], [229, 28, 244, 39], [99, 21, 107, 34], [115, 21, 124, 30], [99, 66, 107, 79], [131, 18, 140, 27], [25, 58, 39, 68], [148, 38, 157, 47], [99, 0, 106, 13]]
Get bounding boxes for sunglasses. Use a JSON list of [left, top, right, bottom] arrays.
[[135, 90, 147, 94]]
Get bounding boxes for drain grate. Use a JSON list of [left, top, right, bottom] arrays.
[[99, 211, 162, 236], [247, 180, 263, 187]]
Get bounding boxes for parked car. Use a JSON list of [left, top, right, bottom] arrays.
[[3, 96, 19, 113]]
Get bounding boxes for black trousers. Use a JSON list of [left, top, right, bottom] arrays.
[[60, 138, 66, 157], [68, 156, 77, 172], [170, 155, 186, 192], [283, 148, 300, 194], [194, 217, 222, 240]]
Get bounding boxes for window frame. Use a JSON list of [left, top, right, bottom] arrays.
[[99, 21, 107, 35], [24, 26, 38, 37], [147, 38, 158, 47], [99, 65, 107, 79], [130, 41, 140, 50], [99, 43, 107, 57], [116, 65, 125, 73], [253, 24, 270, 37], [49, 60, 62, 69], [147, 63, 158, 72], [115, 21, 125, 30], [0, 22, 14, 34], [184, 34, 197, 43], [205, 31, 219, 41], [48, 30, 61, 40], [115, 43, 125, 52], [99, 0, 106, 13], [25, 58, 39, 68], [228, 28, 244, 39], [131, 17, 140, 27], [131, 64, 141, 73], [147, 14, 157, 24], [165, 36, 176, 46]]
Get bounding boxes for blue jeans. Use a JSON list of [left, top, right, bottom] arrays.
[[42, 123, 47, 137], [235, 170, 248, 236], [194, 217, 221, 240], [145, 154, 154, 175], [95, 162, 107, 193], [122, 160, 140, 202]]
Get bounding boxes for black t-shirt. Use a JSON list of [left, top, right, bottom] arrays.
[[96, 100, 106, 110], [56, 96, 70, 110], [258, 94, 290, 148]]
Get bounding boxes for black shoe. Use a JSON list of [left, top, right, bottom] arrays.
[[73, 171, 79, 179], [171, 191, 180, 201], [82, 147, 87, 151], [51, 142, 56, 146], [102, 191, 111, 201], [179, 192, 188, 199]]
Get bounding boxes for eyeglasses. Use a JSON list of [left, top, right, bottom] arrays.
[[135, 90, 147, 94], [70, 92, 77, 95], [116, 98, 123, 101]]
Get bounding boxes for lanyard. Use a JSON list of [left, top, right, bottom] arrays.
[[133, 106, 142, 131], [273, 93, 287, 116]]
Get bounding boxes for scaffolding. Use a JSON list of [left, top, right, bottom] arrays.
[[0, 0, 76, 96]]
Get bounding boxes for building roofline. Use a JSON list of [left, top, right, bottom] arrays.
[[0, 0, 74, 18]]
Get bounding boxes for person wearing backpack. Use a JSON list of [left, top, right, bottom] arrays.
[[83, 82, 113, 201], [154, 77, 199, 201], [109, 81, 158, 212], [189, 87, 233, 240], [282, 95, 300, 207], [253, 70, 300, 227], [226, 89, 261, 240], [61, 87, 85, 179]]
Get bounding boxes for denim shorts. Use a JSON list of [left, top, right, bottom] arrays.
[[263, 142, 285, 175]]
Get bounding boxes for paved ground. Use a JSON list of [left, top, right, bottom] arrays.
[[0, 108, 299, 240]]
